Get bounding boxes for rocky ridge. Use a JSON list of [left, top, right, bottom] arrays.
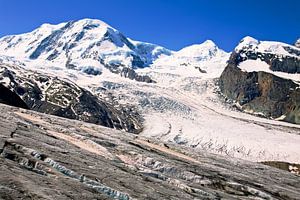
[[0, 62, 142, 133]]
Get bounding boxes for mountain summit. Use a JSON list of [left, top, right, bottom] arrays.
[[0, 19, 172, 79], [0, 19, 229, 79]]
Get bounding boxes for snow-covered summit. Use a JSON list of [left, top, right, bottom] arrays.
[[235, 36, 300, 58], [235, 36, 259, 51], [176, 39, 227, 61], [0, 18, 172, 73], [0, 19, 230, 79], [147, 39, 230, 78]]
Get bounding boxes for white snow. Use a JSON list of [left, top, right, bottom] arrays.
[[0, 77, 11, 87], [236, 36, 300, 58], [235, 36, 259, 51], [238, 59, 300, 83], [136, 39, 230, 81]]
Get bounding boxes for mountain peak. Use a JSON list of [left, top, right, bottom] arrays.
[[201, 39, 216, 47], [235, 36, 259, 51], [72, 18, 111, 29], [175, 39, 227, 60], [0, 18, 174, 75]]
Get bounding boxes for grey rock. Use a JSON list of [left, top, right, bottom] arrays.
[[0, 103, 299, 199], [100, 59, 156, 83]]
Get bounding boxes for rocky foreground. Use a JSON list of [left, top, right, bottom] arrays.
[[0, 103, 299, 200]]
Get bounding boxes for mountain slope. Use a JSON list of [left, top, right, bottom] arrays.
[[295, 38, 300, 48], [0, 60, 142, 133]]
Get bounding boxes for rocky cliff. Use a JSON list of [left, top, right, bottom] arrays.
[[219, 37, 300, 124]]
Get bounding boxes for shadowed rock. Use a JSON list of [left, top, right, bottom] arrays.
[[0, 84, 28, 109]]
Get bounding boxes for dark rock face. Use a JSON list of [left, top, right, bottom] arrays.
[[219, 50, 300, 124], [0, 84, 28, 109], [120, 67, 155, 83], [100, 59, 156, 83], [0, 104, 299, 200], [0, 64, 143, 133]]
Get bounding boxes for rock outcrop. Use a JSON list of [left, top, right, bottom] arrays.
[[0, 84, 29, 109], [219, 37, 300, 124]]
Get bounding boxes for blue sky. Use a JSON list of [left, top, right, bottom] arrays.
[[0, 0, 299, 51]]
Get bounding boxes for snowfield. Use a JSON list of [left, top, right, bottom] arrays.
[[238, 59, 300, 83]]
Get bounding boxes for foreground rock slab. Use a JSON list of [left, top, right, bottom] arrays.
[[0, 103, 299, 200]]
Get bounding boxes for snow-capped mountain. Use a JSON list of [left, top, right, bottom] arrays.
[[233, 36, 300, 79], [147, 40, 229, 78], [0, 18, 172, 67], [0, 19, 229, 80], [0, 19, 171, 82], [0, 20, 300, 165]]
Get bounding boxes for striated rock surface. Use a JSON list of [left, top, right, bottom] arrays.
[[0, 103, 299, 199]]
